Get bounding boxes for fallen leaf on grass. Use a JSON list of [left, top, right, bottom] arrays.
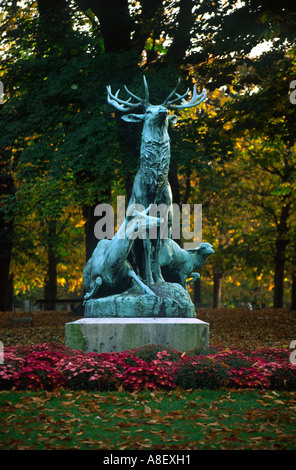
[[60, 412, 76, 418], [61, 400, 76, 406]]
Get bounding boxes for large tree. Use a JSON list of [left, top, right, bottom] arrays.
[[1, 0, 296, 309], [0, 0, 209, 307], [189, 1, 296, 307]]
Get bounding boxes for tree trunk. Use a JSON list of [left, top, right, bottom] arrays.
[[193, 277, 201, 308], [273, 239, 287, 308], [0, 258, 13, 311], [37, 0, 74, 49], [44, 219, 58, 310], [132, 0, 164, 54], [169, 160, 181, 207], [273, 202, 290, 308], [291, 272, 296, 311], [83, 202, 101, 263], [0, 155, 14, 311], [78, 0, 133, 53], [213, 271, 222, 309], [36, 0, 75, 311], [168, 160, 182, 246], [82, 187, 112, 263], [165, 0, 195, 64], [291, 242, 296, 311]]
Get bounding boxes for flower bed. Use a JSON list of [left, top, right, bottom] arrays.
[[0, 342, 295, 392]]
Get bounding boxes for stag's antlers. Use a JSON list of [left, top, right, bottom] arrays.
[[107, 76, 207, 112], [164, 80, 207, 110], [107, 76, 150, 111]]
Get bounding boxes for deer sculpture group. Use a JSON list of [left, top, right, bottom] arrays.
[[106, 76, 207, 286], [83, 76, 211, 304]]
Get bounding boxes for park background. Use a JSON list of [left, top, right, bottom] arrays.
[[1, 0, 296, 313]]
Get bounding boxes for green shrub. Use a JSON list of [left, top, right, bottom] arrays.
[[173, 356, 230, 390], [128, 344, 181, 363], [188, 346, 222, 356], [211, 350, 253, 369], [268, 365, 296, 390]]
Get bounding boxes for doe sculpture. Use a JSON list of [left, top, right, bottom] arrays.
[[83, 206, 163, 302]]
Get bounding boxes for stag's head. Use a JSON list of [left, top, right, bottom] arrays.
[[107, 76, 207, 142]]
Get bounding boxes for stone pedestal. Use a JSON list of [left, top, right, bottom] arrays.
[[65, 317, 209, 354]]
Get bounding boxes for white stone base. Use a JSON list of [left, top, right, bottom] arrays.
[[65, 317, 209, 354]]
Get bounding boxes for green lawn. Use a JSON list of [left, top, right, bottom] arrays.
[[1, 388, 296, 450]]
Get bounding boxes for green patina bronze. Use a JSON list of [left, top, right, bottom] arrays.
[[82, 77, 213, 318]]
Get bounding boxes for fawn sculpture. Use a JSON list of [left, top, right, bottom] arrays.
[[107, 76, 207, 285], [159, 239, 215, 289]]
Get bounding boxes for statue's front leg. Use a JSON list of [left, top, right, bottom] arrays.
[[144, 238, 154, 285], [186, 272, 200, 285], [182, 272, 200, 291], [151, 234, 164, 283], [128, 269, 155, 296]]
